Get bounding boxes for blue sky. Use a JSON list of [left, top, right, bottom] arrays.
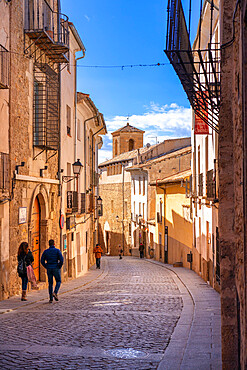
[[61, 0, 199, 162]]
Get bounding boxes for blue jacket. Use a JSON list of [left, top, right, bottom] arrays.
[[41, 245, 64, 269]]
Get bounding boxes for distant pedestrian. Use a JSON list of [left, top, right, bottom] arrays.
[[118, 245, 123, 259], [93, 243, 103, 269], [41, 239, 64, 303], [17, 242, 34, 301], [139, 243, 145, 258]]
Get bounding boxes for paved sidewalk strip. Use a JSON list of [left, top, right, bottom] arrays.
[[147, 260, 222, 370]]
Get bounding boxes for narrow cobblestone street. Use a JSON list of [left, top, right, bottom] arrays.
[[0, 257, 221, 369]]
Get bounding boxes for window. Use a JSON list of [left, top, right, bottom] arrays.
[[67, 105, 71, 136], [111, 200, 114, 213], [143, 203, 145, 220], [139, 177, 141, 195], [77, 119, 81, 141], [129, 139, 134, 151], [133, 179, 135, 195], [139, 202, 142, 216], [143, 177, 145, 195], [133, 201, 135, 217], [33, 64, 60, 150]]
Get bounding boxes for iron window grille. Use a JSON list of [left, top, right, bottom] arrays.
[[165, 0, 220, 133], [87, 193, 93, 213], [198, 173, 203, 196], [33, 63, 59, 150], [0, 45, 9, 89], [0, 153, 10, 192], [72, 191, 78, 213], [24, 0, 69, 64], [80, 192, 86, 214]]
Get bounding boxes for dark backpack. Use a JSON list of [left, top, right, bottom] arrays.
[[17, 256, 27, 276]]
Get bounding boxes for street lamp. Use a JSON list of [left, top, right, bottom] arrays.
[[62, 159, 83, 183]]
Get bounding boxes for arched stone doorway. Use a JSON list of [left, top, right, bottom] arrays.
[[29, 185, 49, 282], [31, 197, 40, 281]]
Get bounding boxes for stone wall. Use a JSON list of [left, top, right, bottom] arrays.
[[99, 181, 131, 256], [4, 0, 61, 298], [219, 1, 247, 368]]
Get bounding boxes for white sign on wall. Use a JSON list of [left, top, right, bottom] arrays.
[[19, 207, 27, 224]]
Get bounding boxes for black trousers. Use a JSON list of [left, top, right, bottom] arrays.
[[96, 257, 101, 268]]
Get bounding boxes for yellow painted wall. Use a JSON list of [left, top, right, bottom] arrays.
[[155, 182, 193, 268]]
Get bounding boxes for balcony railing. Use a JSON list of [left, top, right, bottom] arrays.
[[0, 153, 10, 192], [165, 0, 220, 133], [78, 193, 86, 214], [198, 173, 203, 196], [0, 45, 9, 89], [24, 0, 69, 63]]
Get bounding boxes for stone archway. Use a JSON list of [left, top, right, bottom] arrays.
[[29, 185, 49, 282]]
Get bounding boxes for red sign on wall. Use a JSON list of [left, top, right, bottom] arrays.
[[194, 97, 209, 135]]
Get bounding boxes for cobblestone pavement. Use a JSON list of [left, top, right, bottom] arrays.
[[0, 257, 183, 369]]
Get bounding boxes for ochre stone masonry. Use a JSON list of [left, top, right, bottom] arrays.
[[219, 0, 247, 368]]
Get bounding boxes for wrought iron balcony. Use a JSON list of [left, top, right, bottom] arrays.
[[24, 0, 69, 63], [198, 173, 203, 196], [165, 0, 220, 133], [0, 45, 9, 89]]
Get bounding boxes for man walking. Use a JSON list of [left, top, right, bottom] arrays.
[[93, 243, 103, 269], [139, 243, 145, 258], [41, 239, 64, 303]]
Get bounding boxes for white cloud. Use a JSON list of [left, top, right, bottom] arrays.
[[98, 103, 192, 164]]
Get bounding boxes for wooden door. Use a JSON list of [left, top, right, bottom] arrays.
[[31, 197, 40, 281]]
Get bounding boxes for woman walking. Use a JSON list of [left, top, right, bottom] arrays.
[[17, 242, 34, 301]]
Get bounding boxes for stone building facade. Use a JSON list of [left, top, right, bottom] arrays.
[[0, 0, 106, 300], [219, 0, 247, 368], [99, 123, 191, 258], [1, 0, 68, 298], [0, 0, 10, 300], [112, 123, 144, 157]]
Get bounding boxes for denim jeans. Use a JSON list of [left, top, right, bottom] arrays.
[[21, 276, 28, 290], [47, 268, 61, 300], [96, 258, 101, 268]]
